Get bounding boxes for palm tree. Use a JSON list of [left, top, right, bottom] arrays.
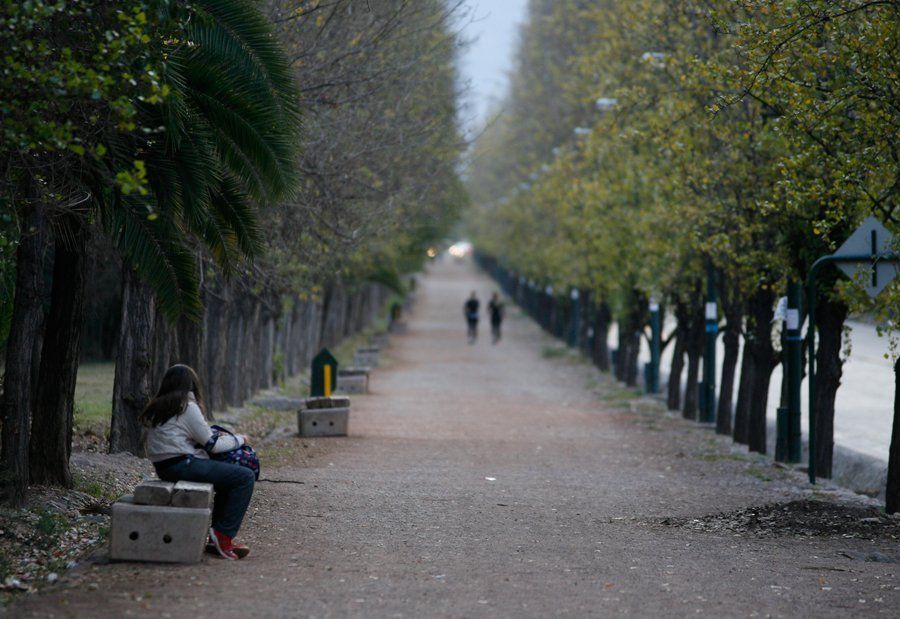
[[2, 0, 302, 501], [105, 0, 302, 456]]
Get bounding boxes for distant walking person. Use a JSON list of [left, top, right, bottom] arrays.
[[464, 291, 480, 344], [489, 292, 504, 344]]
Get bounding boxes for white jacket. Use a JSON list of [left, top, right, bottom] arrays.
[[145, 392, 243, 463]]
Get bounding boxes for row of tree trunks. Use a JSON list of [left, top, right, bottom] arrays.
[[109, 277, 389, 455], [497, 263, 861, 487]]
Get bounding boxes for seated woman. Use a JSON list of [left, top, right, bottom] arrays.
[[142, 364, 255, 560]]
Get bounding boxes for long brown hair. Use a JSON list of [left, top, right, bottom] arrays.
[[140, 364, 206, 427]]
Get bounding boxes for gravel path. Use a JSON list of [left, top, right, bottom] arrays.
[[11, 259, 898, 618]]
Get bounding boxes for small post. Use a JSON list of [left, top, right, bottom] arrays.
[[701, 262, 718, 423], [786, 281, 803, 462], [311, 348, 338, 397], [649, 299, 661, 394]]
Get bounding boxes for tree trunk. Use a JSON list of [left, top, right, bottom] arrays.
[[592, 302, 612, 372], [318, 286, 333, 349], [716, 323, 740, 435], [109, 268, 157, 455], [615, 318, 628, 382], [682, 303, 704, 421], [29, 218, 89, 487], [733, 340, 753, 445], [176, 308, 213, 421], [667, 335, 686, 411], [746, 287, 777, 454], [813, 297, 848, 479], [886, 356, 900, 514], [666, 301, 691, 411], [0, 198, 50, 506], [205, 283, 229, 412], [623, 293, 646, 387], [683, 345, 701, 420]]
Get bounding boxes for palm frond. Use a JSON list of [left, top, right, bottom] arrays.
[[99, 196, 202, 321]]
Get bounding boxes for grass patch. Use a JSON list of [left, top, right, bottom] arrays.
[[697, 453, 750, 463], [748, 466, 774, 482], [601, 383, 642, 404], [73, 471, 124, 503], [35, 510, 63, 537], [541, 345, 569, 359], [74, 361, 115, 434]]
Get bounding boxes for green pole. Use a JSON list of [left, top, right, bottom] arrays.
[[702, 262, 717, 423], [786, 281, 803, 463], [649, 300, 661, 394]]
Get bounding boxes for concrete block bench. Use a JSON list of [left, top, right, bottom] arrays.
[[110, 480, 213, 564], [298, 396, 349, 437], [353, 346, 380, 368], [389, 321, 408, 335], [337, 368, 369, 394], [370, 332, 390, 348]]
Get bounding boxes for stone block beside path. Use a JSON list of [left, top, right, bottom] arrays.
[[354, 346, 380, 368], [337, 368, 369, 394], [110, 496, 210, 564], [298, 398, 350, 437]]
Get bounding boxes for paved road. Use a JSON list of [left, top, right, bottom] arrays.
[[13, 260, 898, 617]]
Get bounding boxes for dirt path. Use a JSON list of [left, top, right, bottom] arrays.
[[11, 260, 899, 618]]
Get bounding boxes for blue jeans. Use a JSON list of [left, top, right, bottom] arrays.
[[157, 457, 255, 538]]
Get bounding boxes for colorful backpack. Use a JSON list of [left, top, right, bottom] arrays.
[[203, 425, 261, 480]]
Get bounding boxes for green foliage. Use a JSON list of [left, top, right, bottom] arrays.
[[467, 0, 897, 344], [262, 0, 467, 294], [35, 510, 61, 537], [0, 0, 303, 322], [0, 2, 168, 168]]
